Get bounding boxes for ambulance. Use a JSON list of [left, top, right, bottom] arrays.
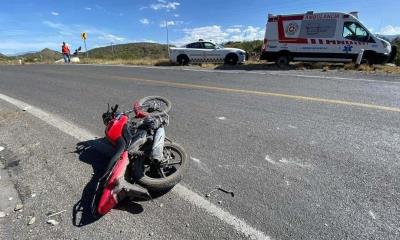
[[260, 11, 397, 65]]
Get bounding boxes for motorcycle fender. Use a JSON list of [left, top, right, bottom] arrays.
[[97, 151, 129, 215]]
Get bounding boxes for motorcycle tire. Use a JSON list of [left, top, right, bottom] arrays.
[[132, 142, 188, 192], [138, 96, 172, 117]]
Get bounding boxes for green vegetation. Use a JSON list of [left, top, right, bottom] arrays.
[[392, 37, 400, 66], [85, 42, 170, 60], [224, 40, 263, 60]]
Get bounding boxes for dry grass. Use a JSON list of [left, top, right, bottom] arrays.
[[79, 58, 171, 66], [1, 57, 399, 74], [342, 63, 400, 74]]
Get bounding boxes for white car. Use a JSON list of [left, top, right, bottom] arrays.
[[169, 41, 248, 65]]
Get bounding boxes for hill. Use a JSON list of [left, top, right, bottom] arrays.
[[20, 48, 62, 62], [85, 42, 170, 59]]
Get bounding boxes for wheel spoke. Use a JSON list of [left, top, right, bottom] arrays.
[[158, 168, 166, 178], [165, 161, 181, 165]]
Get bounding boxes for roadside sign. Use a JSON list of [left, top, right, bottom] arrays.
[[81, 32, 88, 57], [81, 32, 87, 40]]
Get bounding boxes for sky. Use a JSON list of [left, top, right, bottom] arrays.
[[1, 0, 399, 55]]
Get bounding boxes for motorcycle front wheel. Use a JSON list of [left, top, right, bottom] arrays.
[[131, 142, 188, 192]]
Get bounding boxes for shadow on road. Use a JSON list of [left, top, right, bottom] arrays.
[[72, 138, 144, 227]]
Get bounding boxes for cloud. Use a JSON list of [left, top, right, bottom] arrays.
[[174, 25, 264, 46], [173, 14, 180, 17], [43, 20, 126, 45], [84, 7, 92, 11], [140, 18, 150, 25], [98, 34, 125, 42], [51, 12, 59, 16], [226, 28, 241, 34], [148, 0, 180, 11], [379, 25, 400, 35], [160, 20, 183, 27]]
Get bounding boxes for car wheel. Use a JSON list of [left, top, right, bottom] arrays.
[[177, 55, 189, 66], [224, 53, 238, 65]]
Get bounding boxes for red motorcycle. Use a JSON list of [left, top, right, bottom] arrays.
[[92, 96, 187, 217]]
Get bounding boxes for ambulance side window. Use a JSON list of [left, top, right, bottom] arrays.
[[343, 22, 374, 42]]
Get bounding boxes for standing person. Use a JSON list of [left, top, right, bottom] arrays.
[[62, 42, 70, 63]]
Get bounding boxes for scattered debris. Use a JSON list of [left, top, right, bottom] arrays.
[[17, 215, 22, 219], [27, 216, 36, 225], [190, 157, 200, 163], [14, 203, 24, 211], [46, 210, 66, 218], [264, 155, 276, 164], [217, 116, 226, 120], [149, 232, 154, 236], [185, 223, 190, 227], [159, 203, 164, 208], [0, 211, 5, 218], [369, 210, 376, 220], [22, 106, 31, 111], [216, 186, 234, 197], [0, 146, 4, 152], [324, 223, 328, 227], [47, 219, 59, 226], [8, 197, 13, 201], [218, 201, 222, 204], [31, 193, 37, 198], [205, 185, 235, 198]]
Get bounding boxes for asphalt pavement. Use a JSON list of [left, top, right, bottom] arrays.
[[0, 64, 399, 240]]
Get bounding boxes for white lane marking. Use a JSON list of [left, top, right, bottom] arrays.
[[74, 64, 400, 84], [0, 146, 4, 152], [217, 116, 226, 120], [0, 93, 270, 240], [0, 93, 95, 142], [173, 184, 270, 240], [369, 210, 376, 220]]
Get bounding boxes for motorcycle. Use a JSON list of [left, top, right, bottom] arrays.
[[91, 96, 188, 218]]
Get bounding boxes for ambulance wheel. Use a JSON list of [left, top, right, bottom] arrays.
[[361, 52, 375, 65], [177, 55, 189, 66], [276, 55, 290, 67], [224, 53, 238, 65]]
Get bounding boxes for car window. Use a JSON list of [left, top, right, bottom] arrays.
[[186, 42, 202, 48], [203, 42, 216, 49], [343, 22, 371, 42]]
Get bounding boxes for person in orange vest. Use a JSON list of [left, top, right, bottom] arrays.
[[62, 42, 71, 63]]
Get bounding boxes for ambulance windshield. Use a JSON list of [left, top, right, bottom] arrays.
[[343, 22, 369, 42]]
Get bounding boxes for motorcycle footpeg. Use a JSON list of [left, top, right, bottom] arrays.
[[118, 178, 151, 200]]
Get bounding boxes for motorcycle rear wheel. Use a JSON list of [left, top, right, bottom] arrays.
[[132, 142, 187, 192], [139, 96, 171, 117]]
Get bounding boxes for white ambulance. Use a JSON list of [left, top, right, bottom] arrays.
[[260, 11, 397, 65]]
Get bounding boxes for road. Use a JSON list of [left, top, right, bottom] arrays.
[[0, 64, 399, 240]]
